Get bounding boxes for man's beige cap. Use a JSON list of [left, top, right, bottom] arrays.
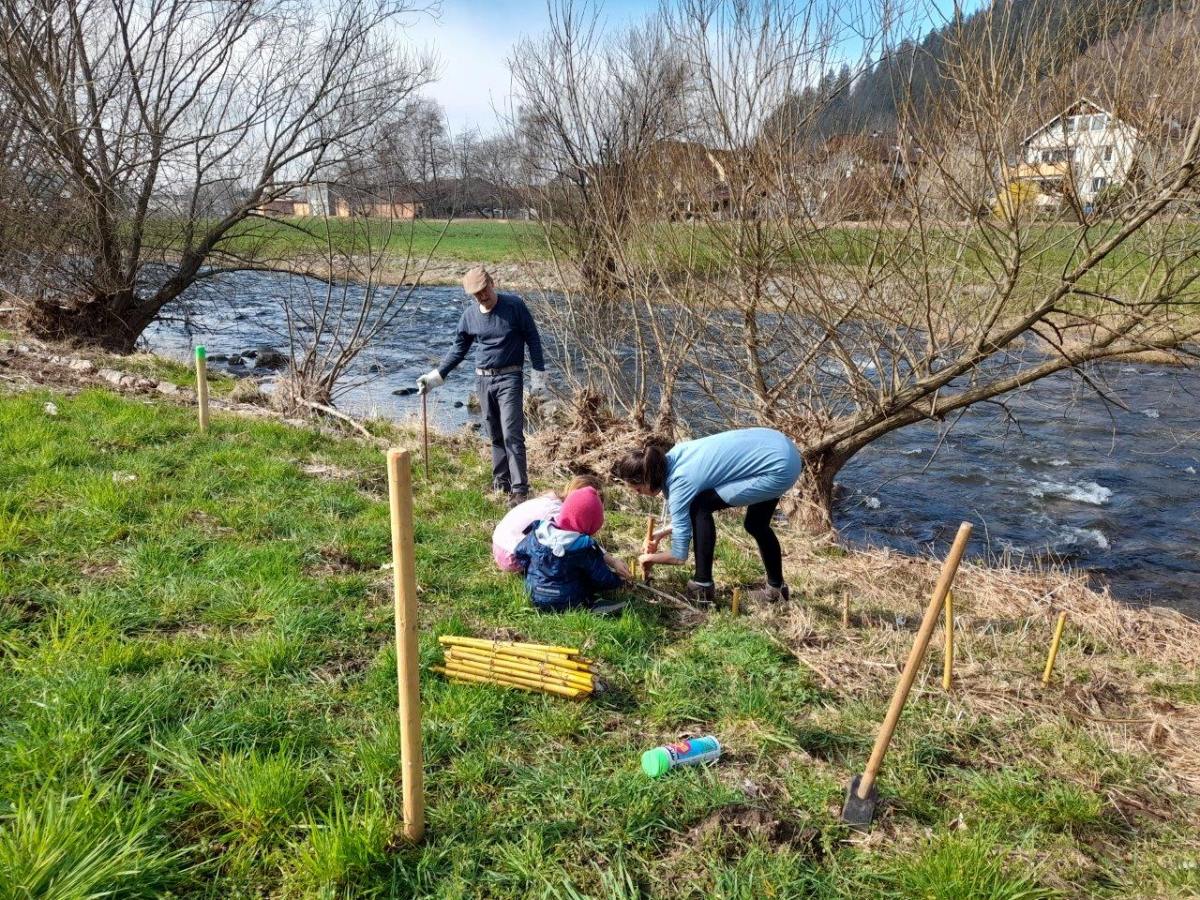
[[462, 265, 492, 294]]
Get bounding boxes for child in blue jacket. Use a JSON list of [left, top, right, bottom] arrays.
[[513, 486, 627, 613]]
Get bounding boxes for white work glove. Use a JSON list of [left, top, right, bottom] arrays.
[[529, 369, 548, 397], [416, 369, 444, 395]]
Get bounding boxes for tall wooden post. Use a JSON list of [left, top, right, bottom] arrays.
[[387, 448, 425, 842], [195, 345, 209, 432]]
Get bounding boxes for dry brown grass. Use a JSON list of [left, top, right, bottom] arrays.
[[746, 533, 1200, 800]]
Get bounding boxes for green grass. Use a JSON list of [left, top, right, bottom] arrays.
[[0, 386, 1195, 896], [199, 217, 540, 266]]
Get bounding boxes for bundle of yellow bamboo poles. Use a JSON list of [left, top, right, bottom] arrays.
[[434, 636, 596, 699]]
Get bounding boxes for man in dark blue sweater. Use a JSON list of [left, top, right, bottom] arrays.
[[417, 265, 546, 505]]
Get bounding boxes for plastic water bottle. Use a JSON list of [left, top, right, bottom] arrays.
[[641, 736, 722, 778]]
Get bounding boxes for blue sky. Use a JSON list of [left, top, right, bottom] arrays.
[[407, 0, 649, 135], [413, 0, 970, 135]]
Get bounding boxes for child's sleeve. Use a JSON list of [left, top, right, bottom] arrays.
[[581, 543, 623, 593]]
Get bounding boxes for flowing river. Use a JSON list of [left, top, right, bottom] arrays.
[[144, 272, 1200, 616]]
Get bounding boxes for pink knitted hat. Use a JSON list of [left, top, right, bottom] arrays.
[[556, 486, 604, 536]]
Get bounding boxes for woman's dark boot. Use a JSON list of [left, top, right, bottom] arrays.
[[747, 583, 790, 604], [685, 580, 716, 605]]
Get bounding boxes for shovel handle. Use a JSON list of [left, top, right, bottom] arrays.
[[857, 521, 972, 799]]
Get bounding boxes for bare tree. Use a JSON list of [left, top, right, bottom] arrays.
[[509, 1, 709, 431], [513, 0, 1200, 529], [0, 0, 434, 352]]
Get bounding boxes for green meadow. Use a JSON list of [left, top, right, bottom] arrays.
[[1, 385, 1197, 897]]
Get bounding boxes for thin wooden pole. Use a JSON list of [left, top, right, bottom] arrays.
[[194, 346, 209, 433], [1041, 612, 1068, 685], [842, 594, 851, 628], [857, 522, 972, 800], [642, 515, 655, 583], [421, 392, 430, 479], [387, 448, 424, 842], [942, 591, 954, 690], [731, 588, 741, 617]]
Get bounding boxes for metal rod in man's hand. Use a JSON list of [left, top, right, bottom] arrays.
[[387, 448, 425, 842], [421, 391, 430, 479]]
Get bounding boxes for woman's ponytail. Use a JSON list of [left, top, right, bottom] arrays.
[[612, 439, 671, 492]]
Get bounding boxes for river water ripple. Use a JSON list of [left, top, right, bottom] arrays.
[[144, 273, 1200, 616]]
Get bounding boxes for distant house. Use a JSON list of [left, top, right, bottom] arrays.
[[640, 140, 741, 220], [570, 140, 742, 219], [805, 131, 923, 219], [1011, 98, 1139, 211], [255, 182, 423, 219]]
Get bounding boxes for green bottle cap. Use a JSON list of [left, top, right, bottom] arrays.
[[195, 345, 206, 360], [641, 747, 671, 778]]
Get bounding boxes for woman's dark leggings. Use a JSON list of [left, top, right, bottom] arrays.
[[689, 489, 784, 587]]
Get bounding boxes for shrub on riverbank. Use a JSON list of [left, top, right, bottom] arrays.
[[1, 385, 1198, 897]]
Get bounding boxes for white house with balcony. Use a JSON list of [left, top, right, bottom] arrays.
[[1014, 98, 1139, 210]]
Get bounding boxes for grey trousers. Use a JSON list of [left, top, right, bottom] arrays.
[[477, 371, 528, 494]]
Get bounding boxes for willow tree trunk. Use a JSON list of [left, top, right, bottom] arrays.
[[26, 291, 160, 353], [795, 449, 847, 532]]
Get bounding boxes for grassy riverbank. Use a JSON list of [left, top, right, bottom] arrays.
[[2, 382, 1199, 897]]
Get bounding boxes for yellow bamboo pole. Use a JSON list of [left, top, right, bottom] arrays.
[[444, 648, 594, 689], [1041, 612, 1068, 685], [445, 646, 593, 683], [842, 595, 850, 628], [435, 665, 583, 699], [731, 588, 741, 617], [440, 661, 585, 698], [194, 346, 209, 433], [387, 448, 424, 843], [444, 661, 589, 697], [942, 591, 954, 690], [439, 643, 592, 670], [438, 635, 581, 656]]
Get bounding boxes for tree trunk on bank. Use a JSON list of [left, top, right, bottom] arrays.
[[794, 449, 846, 533], [25, 294, 160, 354]]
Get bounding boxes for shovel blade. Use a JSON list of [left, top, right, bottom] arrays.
[[841, 774, 878, 830]]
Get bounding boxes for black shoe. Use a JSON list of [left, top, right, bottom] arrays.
[[747, 583, 790, 603], [685, 580, 716, 605], [507, 491, 529, 509]]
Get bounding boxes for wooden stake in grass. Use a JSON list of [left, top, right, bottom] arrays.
[[194, 345, 209, 433], [1041, 611, 1068, 685], [942, 591, 954, 690], [731, 588, 741, 617], [842, 594, 850, 629], [642, 515, 655, 582], [387, 448, 424, 843]]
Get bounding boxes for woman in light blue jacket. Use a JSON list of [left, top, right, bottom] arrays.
[[612, 428, 803, 604]]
